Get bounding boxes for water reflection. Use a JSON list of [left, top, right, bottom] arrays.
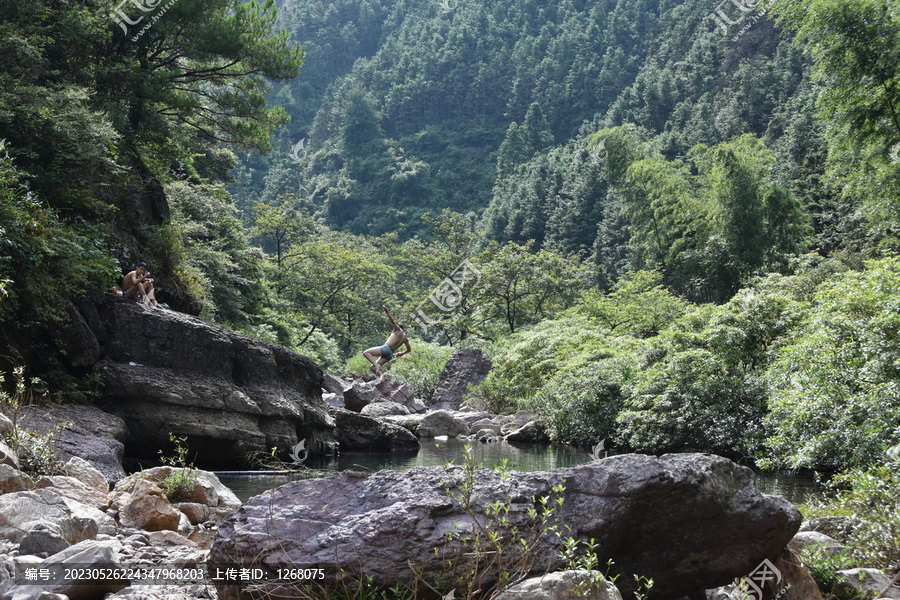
[[216, 440, 821, 506]]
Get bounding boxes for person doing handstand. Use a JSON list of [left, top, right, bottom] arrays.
[[363, 305, 411, 383], [122, 262, 160, 308]]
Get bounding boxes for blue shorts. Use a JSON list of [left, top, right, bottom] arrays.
[[380, 344, 394, 361]]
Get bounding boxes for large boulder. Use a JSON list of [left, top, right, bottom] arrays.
[[494, 570, 622, 600], [16, 405, 126, 482], [416, 410, 468, 438], [329, 408, 420, 452], [342, 381, 383, 413], [0, 464, 34, 494], [431, 348, 492, 410], [0, 489, 112, 545], [210, 453, 800, 600], [94, 300, 335, 466]]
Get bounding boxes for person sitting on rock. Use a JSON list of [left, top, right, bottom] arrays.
[[122, 262, 160, 308], [363, 305, 411, 384]]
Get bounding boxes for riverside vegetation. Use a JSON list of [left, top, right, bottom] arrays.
[[1, 0, 900, 595]]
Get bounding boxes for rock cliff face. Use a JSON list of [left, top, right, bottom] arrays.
[[72, 297, 334, 469], [210, 453, 801, 600]]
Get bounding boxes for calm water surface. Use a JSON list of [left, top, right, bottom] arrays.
[[217, 439, 821, 505]]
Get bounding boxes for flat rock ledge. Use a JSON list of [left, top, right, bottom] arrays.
[[210, 453, 800, 600]]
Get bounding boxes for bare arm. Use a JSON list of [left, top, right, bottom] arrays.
[[395, 339, 412, 358], [382, 305, 400, 330]]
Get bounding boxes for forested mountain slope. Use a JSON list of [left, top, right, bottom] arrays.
[[237, 0, 827, 243]]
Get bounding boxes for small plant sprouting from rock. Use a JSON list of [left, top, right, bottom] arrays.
[[1, 364, 69, 477], [157, 432, 199, 501]]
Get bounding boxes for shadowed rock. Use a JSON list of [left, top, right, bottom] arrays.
[[210, 453, 800, 600]]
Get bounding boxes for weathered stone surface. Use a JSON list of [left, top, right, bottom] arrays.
[[0, 464, 34, 494], [470, 418, 502, 435], [111, 467, 240, 526], [494, 570, 622, 600], [505, 420, 549, 443], [0, 412, 12, 436], [833, 568, 899, 600], [35, 476, 109, 511], [431, 348, 492, 410], [117, 479, 180, 532], [61, 457, 108, 497], [799, 516, 859, 544], [56, 301, 101, 368], [210, 453, 800, 600], [342, 381, 383, 413], [322, 373, 349, 396], [0, 489, 107, 545], [416, 410, 468, 438], [94, 300, 335, 466], [0, 440, 19, 470], [791, 531, 846, 557], [173, 502, 210, 525], [18, 521, 70, 557], [16, 405, 126, 482], [0, 540, 129, 600], [361, 401, 410, 418], [329, 408, 420, 452], [711, 538, 825, 600], [378, 379, 414, 406]]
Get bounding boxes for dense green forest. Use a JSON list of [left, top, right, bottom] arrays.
[[1, 0, 899, 471]]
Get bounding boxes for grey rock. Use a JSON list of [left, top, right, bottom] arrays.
[[456, 411, 495, 427], [96, 300, 335, 466], [791, 531, 846, 557], [0, 489, 109, 545], [494, 570, 622, 600], [799, 516, 859, 544], [23, 540, 127, 599], [322, 393, 344, 409], [329, 408, 420, 451], [405, 398, 427, 414], [342, 381, 383, 413], [470, 418, 502, 435], [18, 522, 69, 557], [431, 348, 492, 410], [416, 410, 468, 438], [34, 476, 109, 511], [505, 420, 549, 443], [322, 373, 349, 396], [16, 405, 126, 482], [56, 301, 100, 369], [361, 401, 410, 418], [0, 464, 33, 494], [833, 568, 898, 600], [0, 413, 12, 436], [0, 440, 19, 470], [210, 453, 800, 600], [60, 458, 108, 497]]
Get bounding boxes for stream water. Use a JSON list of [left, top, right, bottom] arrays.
[[217, 438, 822, 505]]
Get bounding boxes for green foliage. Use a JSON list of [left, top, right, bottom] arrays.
[[157, 433, 200, 502], [384, 341, 452, 404], [572, 270, 688, 338], [796, 543, 852, 593], [0, 366, 67, 478], [764, 258, 900, 469], [618, 273, 808, 457], [0, 149, 118, 340], [801, 448, 900, 571], [415, 446, 568, 599]]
